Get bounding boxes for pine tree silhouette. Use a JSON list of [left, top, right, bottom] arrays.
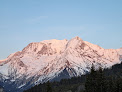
[[46, 81, 52, 92]]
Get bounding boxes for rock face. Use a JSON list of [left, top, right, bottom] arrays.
[[0, 36, 122, 92]]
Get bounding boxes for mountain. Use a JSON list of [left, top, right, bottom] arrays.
[[0, 36, 122, 92]]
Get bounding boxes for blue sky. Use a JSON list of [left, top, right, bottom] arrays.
[[0, 0, 122, 60]]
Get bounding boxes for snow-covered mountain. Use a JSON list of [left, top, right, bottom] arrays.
[[0, 36, 122, 92]]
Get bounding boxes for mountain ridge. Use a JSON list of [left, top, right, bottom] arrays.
[[0, 36, 122, 92]]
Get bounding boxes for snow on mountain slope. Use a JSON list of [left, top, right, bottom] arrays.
[[0, 36, 121, 92]]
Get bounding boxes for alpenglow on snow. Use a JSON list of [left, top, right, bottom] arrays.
[[0, 36, 122, 92]]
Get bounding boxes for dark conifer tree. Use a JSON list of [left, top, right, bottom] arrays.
[[85, 65, 107, 92], [46, 81, 52, 92], [85, 64, 97, 92], [96, 67, 106, 92]]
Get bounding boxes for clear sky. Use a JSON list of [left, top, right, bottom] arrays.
[[0, 0, 122, 60]]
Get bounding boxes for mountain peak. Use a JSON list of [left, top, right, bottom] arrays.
[[74, 36, 83, 41], [66, 36, 84, 49]]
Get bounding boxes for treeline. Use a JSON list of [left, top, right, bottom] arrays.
[[85, 65, 122, 92], [24, 75, 86, 92], [24, 62, 122, 92]]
